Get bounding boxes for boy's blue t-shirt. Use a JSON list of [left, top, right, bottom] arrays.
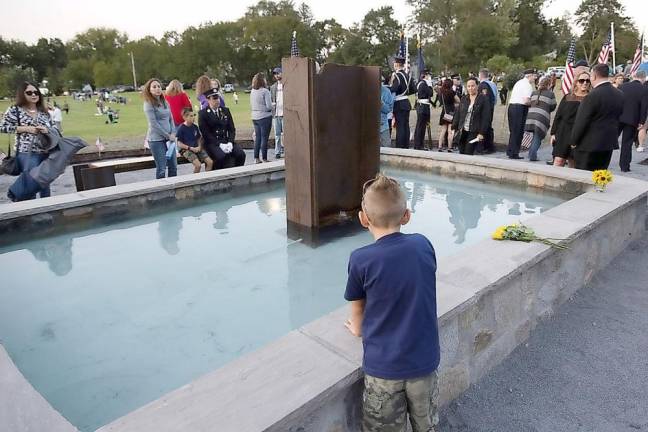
[[344, 232, 440, 380], [176, 123, 201, 147]]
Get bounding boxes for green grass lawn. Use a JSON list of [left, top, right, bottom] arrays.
[[0, 91, 253, 154]]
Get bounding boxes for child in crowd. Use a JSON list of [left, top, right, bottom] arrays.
[[344, 173, 440, 432], [176, 107, 213, 173]]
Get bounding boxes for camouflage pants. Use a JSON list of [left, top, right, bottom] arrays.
[[363, 371, 439, 432]]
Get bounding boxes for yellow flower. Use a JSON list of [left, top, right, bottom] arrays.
[[492, 226, 506, 240]]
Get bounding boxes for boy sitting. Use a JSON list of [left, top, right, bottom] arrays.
[[176, 108, 213, 173], [345, 173, 440, 432]]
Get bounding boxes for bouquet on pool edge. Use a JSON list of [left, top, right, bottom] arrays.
[[592, 169, 613, 191], [492, 223, 568, 249]]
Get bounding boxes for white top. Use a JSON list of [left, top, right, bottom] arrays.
[[275, 82, 284, 117], [49, 107, 62, 122], [509, 78, 534, 105]]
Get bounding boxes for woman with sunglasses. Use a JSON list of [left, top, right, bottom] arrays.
[[550, 72, 591, 167], [0, 82, 53, 198], [142, 78, 177, 179]]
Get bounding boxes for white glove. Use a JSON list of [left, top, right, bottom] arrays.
[[219, 142, 233, 154]]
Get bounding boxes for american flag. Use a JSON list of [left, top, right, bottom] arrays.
[[597, 30, 612, 65], [562, 39, 576, 95], [290, 31, 300, 57], [629, 33, 644, 76]]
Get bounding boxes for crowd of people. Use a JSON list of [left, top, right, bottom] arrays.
[[384, 57, 648, 172], [142, 69, 287, 179]]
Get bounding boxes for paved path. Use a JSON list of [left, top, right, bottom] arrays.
[[440, 235, 648, 432]]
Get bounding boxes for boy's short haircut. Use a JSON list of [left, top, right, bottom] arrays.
[[361, 174, 406, 228], [182, 107, 194, 117]]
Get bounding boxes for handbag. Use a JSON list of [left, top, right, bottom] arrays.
[[521, 131, 534, 150], [1, 107, 22, 176], [440, 93, 454, 123]]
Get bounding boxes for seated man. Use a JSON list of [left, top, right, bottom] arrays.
[[198, 88, 246, 169], [176, 107, 213, 173]]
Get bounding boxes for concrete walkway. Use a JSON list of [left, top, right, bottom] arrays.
[[440, 235, 648, 432]]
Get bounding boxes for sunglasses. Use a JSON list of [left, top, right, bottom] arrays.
[[577, 79, 590, 84], [25, 90, 40, 96], [207, 95, 220, 100]]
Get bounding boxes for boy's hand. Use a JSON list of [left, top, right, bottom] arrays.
[[344, 318, 362, 337]]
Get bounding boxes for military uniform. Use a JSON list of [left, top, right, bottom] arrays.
[[390, 67, 416, 149], [414, 78, 433, 150], [198, 105, 246, 169]]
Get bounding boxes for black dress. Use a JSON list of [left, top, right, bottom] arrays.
[[438, 89, 456, 126], [551, 94, 585, 159]]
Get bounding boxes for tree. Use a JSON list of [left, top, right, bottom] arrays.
[[575, 0, 637, 65]]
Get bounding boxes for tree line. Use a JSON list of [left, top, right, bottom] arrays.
[[0, 0, 641, 96]]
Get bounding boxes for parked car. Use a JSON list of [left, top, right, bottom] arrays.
[[546, 66, 566, 78], [223, 84, 235, 93]]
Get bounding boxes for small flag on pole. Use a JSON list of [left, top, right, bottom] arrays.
[[290, 31, 300, 57], [562, 39, 576, 95], [597, 29, 612, 65], [630, 34, 644, 76]]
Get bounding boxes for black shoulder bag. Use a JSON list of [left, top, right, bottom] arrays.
[[1, 106, 22, 176]]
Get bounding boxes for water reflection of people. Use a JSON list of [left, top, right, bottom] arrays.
[[213, 209, 230, 231], [508, 203, 522, 216], [27, 237, 73, 276], [409, 182, 425, 213], [445, 190, 483, 244], [158, 217, 183, 255]]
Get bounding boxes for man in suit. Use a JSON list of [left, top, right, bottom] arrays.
[[617, 70, 647, 171], [390, 56, 416, 149], [571, 64, 625, 171], [477, 68, 498, 154]]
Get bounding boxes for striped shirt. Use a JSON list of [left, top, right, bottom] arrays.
[[524, 90, 557, 139], [0, 105, 52, 154]]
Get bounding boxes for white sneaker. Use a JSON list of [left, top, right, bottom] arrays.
[[637, 146, 645, 152]]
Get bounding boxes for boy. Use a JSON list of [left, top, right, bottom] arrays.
[[345, 173, 440, 432], [176, 107, 214, 173]]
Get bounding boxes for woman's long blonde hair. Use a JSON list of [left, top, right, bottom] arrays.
[[166, 79, 184, 96]]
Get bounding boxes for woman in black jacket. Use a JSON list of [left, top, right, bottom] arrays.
[[198, 88, 246, 169], [451, 77, 492, 155]]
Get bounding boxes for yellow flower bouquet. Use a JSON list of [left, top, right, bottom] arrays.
[[492, 223, 568, 249], [592, 169, 613, 192]]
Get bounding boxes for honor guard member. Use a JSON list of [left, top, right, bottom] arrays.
[[198, 88, 246, 169], [414, 70, 434, 150], [390, 55, 416, 149]]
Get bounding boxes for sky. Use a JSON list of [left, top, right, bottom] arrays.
[[1, 0, 647, 44]]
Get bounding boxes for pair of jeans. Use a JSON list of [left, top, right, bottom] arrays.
[[274, 116, 284, 156], [528, 133, 543, 161], [149, 140, 177, 179], [253, 116, 272, 160], [17, 151, 50, 198], [507, 104, 528, 157]]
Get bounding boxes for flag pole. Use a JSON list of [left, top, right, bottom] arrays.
[[611, 22, 616, 71]]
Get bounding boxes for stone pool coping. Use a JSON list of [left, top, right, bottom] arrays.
[[1, 150, 647, 431], [0, 161, 285, 242]]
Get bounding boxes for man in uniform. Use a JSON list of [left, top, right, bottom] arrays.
[[414, 69, 434, 150], [390, 55, 416, 149]]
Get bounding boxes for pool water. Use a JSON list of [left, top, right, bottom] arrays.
[[0, 168, 566, 431]]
